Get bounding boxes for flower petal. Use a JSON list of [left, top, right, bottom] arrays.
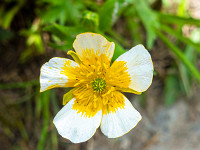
[[73, 32, 115, 61], [100, 96, 142, 138], [114, 44, 153, 92], [53, 98, 102, 143], [40, 57, 79, 92]]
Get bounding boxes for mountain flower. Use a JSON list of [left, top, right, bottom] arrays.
[[40, 32, 153, 143]]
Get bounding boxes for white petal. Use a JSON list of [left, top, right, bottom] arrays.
[[100, 96, 142, 138], [73, 33, 115, 60], [53, 98, 102, 143], [115, 44, 153, 92], [40, 57, 79, 92]]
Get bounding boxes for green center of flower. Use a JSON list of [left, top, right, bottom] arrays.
[[92, 78, 106, 92]]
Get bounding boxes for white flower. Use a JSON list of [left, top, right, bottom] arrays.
[[40, 32, 154, 143]]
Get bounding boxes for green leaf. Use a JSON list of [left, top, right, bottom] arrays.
[[64, 0, 82, 25], [82, 11, 99, 27], [99, 0, 116, 31], [27, 34, 43, 53], [44, 24, 69, 40], [133, 0, 159, 49], [112, 42, 126, 61], [40, 5, 67, 24], [103, 34, 126, 61], [99, 0, 130, 32], [44, 24, 86, 50], [81, 10, 99, 31], [44, 24, 85, 41], [40, 0, 82, 25]]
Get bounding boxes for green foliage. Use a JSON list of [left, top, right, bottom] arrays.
[[38, 0, 82, 25]]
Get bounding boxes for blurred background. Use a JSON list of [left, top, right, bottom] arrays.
[[0, 0, 200, 149]]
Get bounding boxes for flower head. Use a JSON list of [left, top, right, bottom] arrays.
[[40, 32, 153, 143]]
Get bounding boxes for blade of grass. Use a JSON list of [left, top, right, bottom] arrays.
[[0, 80, 39, 89], [157, 13, 200, 26], [179, 28, 200, 96], [155, 29, 200, 83], [17, 121, 29, 142], [51, 127, 58, 150], [160, 24, 200, 52], [37, 91, 50, 150], [179, 67, 190, 95]]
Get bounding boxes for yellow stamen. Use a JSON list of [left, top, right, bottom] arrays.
[[60, 51, 132, 118]]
